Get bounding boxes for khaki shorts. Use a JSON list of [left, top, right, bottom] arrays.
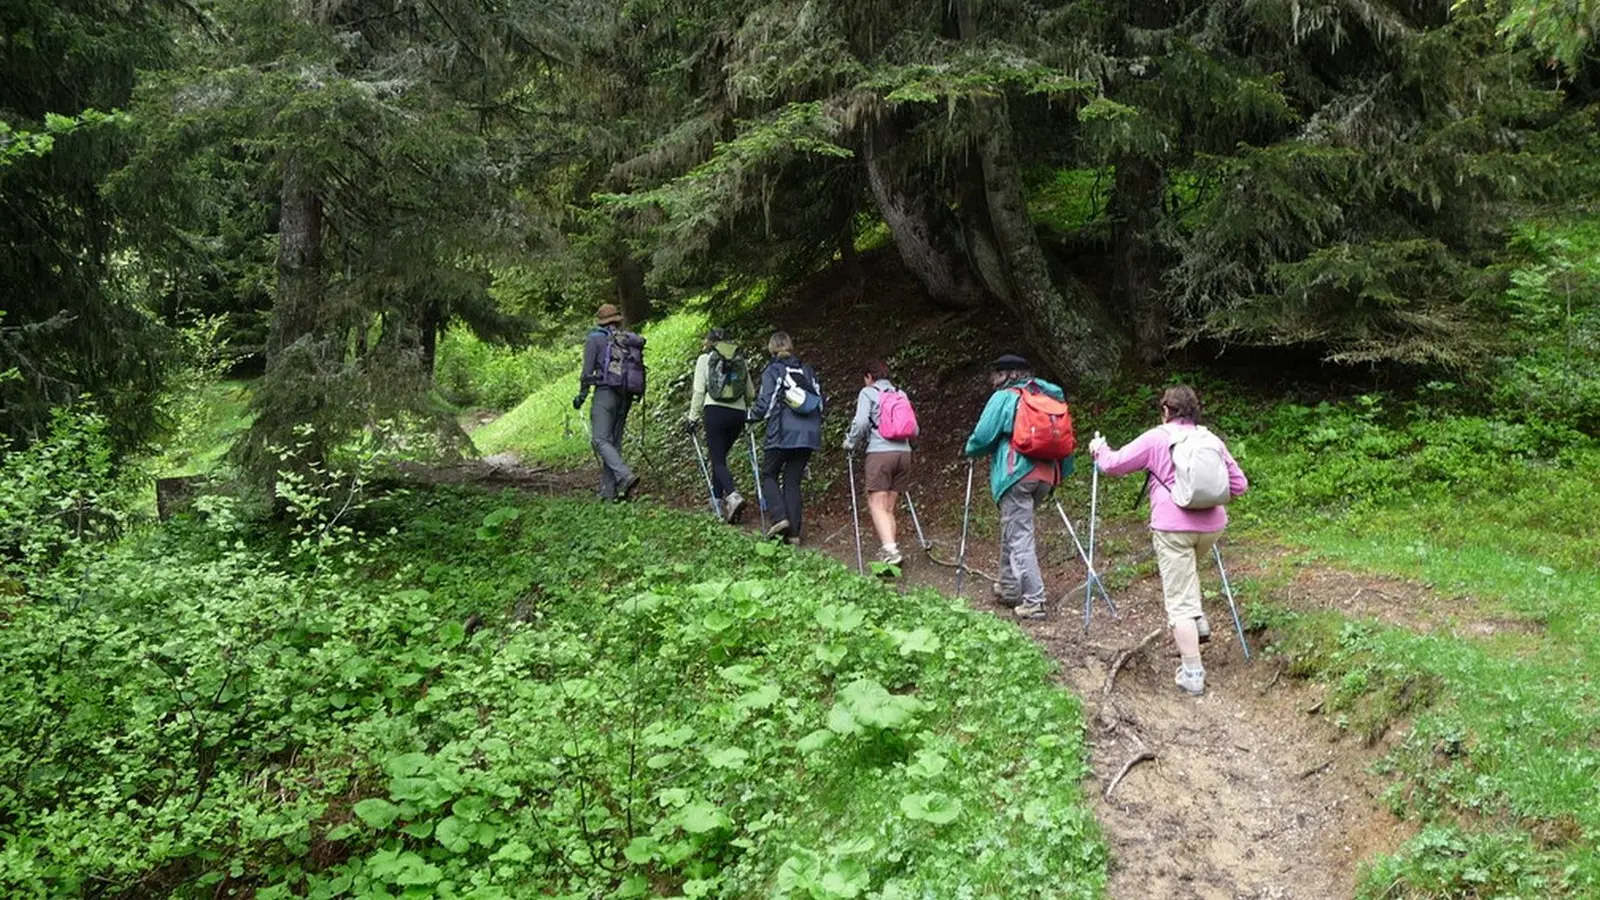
[[864, 451, 912, 493], [1151, 529, 1223, 625]]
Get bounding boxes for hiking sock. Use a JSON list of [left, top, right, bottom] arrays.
[[883, 542, 898, 555], [1180, 655, 1204, 677]]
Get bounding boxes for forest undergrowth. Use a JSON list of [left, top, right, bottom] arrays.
[[0, 430, 1108, 899]]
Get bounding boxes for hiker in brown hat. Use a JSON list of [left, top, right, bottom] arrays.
[[575, 303, 646, 500]]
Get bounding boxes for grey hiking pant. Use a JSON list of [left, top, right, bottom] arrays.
[[590, 387, 634, 499], [998, 480, 1051, 605]]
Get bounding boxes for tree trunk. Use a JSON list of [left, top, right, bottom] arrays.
[[268, 154, 324, 361], [863, 118, 986, 309], [612, 254, 651, 326], [420, 299, 441, 376], [1111, 157, 1168, 367], [975, 107, 1123, 386]]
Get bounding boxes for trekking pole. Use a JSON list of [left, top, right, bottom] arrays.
[[846, 453, 865, 575], [746, 430, 768, 532], [903, 492, 932, 551], [689, 431, 722, 519], [1085, 447, 1101, 624], [955, 459, 975, 597], [1212, 543, 1252, 661], [1052, 500, 1118, 632]]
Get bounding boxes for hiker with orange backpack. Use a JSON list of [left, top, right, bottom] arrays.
[[962, 354, 1076, 619], [1089, 384, 1249, 696], [843, 359, 918, 566]]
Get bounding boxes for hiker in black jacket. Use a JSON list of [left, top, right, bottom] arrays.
[[573, 303, 641, 501], [748, 331, 823, 542]]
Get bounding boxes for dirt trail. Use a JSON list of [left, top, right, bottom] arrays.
[[795, 508, 1415, 900]]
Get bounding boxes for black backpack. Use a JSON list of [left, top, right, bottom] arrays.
[[706, 347, 749, 402]]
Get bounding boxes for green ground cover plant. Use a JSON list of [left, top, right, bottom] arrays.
[[0, 433, 1106, 897]]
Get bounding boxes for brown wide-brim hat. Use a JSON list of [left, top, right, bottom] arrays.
[[596, 303, 624, 326]]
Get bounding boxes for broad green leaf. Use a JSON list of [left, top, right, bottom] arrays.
[[905, 749, 948, 779], [704, 746, 750, 768], [816, 604, 866, 632], [623, 835, 658, 864], [889, 627, 940, 656], [900, 792, 962, 825], [796, 729, 835, 755], [820, 858, 871, 898], [702, 609, 736, 632], [679, 801, 732, 834], [435, 815, 471, 852], [438, 620, 466, 649], [352, 798, 402, 829]]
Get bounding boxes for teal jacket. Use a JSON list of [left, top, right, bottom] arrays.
[[962, 377, 1075, 503]]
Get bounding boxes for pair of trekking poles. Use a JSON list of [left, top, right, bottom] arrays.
[[947, 453, 1251, 658], [688, 428, 772, 530]]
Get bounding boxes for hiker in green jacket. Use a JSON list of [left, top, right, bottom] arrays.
[[684, 328, 757, 522], [962, 354, 1074, 620]]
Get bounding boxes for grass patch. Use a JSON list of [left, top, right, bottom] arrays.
[[0, 488, 1107, 897], [472, 310, 710, 467], [143, 378, 253, 477]]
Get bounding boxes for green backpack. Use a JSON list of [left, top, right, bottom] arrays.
[[706, 346, 749, 402]]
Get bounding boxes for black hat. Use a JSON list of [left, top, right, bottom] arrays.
[[706, 327, 727, 341], [990, 353, 1031, 371]]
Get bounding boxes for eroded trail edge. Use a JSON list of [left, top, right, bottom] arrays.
[[805, 515, 1414, 900]]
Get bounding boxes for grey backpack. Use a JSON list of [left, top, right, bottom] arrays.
[[1163, 425, 1231, 509]]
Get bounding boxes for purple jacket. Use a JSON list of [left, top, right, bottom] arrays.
[[1092, 420, 1248, 533]]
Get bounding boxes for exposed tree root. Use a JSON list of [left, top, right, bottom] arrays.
[[1104, 749, 1158, 801]]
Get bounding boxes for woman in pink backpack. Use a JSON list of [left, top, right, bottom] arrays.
[[842, 360, 916, 565], [1090, 385, 1248, 697]]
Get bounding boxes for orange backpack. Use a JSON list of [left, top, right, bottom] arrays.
[[1009, 384, 1076, 461]]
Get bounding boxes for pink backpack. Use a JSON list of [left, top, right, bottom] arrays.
[[876, 388, 919, 441]]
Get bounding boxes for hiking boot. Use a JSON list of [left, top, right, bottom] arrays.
[[617, 473, 641, 500], [879, 546, 903, 566], [723, 492, 747, 524], [991, 582, 1021, 608], [1175, 665, 1206, 697], [1196, 614, 1212, 645], [1013, 600, 1046, 620], [764, 519, 791, 540]]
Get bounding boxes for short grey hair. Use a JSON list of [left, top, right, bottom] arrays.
[[767, 331, 794, 355]]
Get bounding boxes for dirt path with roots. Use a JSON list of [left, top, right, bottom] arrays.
[[776, 501, 1417, 899], [418, 453, 1416, 899]]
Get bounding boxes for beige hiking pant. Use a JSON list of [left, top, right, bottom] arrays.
[[1152, 529, 1223, 626]]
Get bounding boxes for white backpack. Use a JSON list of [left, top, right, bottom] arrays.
[[1163, 425, 1231, 509]]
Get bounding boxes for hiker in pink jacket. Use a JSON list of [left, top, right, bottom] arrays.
[[1089, 385, 1248, 696]]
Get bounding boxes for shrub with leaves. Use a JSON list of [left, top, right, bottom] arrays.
[[0, 489, 1105, 897]]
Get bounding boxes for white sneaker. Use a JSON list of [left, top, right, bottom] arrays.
[[1175, 666, 1206, 696], [723, 492, 747, 523], [879, 546, 903, 566]]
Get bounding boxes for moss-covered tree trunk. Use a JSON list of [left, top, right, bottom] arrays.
[[1111, 157, 1167, 367], [268, 154, 324, 361], [864, 119, 985, 309], [612, 254, 651, 325], [975, 108, 1123, 385]]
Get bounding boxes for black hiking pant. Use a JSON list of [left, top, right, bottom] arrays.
[[761, 447, 812, 537], [702, 405, 745, 499]]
